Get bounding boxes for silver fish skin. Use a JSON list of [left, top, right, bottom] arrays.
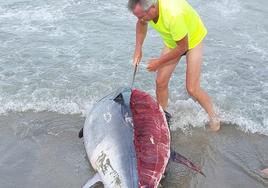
[[83, 87, 138, 188]]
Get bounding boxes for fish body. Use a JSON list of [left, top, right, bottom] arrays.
[[83, 88, 138, 188], [82, 87, 204, 188]]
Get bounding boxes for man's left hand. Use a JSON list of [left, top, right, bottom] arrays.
[[147, 58, 161, 72]]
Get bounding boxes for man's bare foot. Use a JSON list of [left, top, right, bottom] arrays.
[[208, 117, 220, 132], [261, 168, 268, 177]]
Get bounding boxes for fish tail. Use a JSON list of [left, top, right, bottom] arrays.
[[170, 150, 206, 177], [78, 128, 83, 138]]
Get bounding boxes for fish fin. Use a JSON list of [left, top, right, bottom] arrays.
[[113, 93, 124, 104], [170, 150, 206, 177], [78, 128, 83, 138], [82, 173, 102, 188]]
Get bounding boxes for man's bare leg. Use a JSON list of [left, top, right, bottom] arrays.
[[156, 46, 180, 110], [186, 42, 220, 132]]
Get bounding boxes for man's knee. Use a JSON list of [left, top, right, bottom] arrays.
[[156, 77, 169, 89], [186, 84, 199, 97]]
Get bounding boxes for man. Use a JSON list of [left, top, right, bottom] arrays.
[[128, 0, 220, 131]]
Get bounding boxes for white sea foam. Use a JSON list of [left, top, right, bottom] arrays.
[[0, 98, 94, 116], [208, 0, 242, 18], [0, 6, 64, 22], [168, 99, 268, 136], [0, 96, 267, 136]]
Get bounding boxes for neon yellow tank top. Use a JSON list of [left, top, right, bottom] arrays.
[[149, 0, 207, 49]]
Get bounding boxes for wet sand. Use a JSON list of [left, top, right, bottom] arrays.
[[0, 111, 267, 188]]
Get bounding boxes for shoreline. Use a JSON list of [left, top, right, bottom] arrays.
[[0, 111, 267, 188]]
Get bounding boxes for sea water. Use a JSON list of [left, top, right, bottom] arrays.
[[0, 0, 267, 135]]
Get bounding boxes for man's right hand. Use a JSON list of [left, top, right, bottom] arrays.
[[133, 47, 142, 66]]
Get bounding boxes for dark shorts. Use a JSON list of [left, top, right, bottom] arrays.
[[163, 46, 187, 57], [182, 50, 188, 56]]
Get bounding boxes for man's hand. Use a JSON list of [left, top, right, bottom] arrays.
[[133, 47, 142, 66], [147, 58, 161, 72]]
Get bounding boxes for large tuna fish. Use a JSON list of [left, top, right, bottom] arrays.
[[80, 87, 204, 188]]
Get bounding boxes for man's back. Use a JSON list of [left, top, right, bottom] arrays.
[[149, 0, 207, 49]]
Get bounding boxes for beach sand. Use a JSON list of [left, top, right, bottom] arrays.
[[0, 111, 267, 188]]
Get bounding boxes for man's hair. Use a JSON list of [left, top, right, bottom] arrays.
[[128, 0, 157, 11]]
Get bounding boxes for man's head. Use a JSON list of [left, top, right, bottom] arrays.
[[128, 0, 158, 22]]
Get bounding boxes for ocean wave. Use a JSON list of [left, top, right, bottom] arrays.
[[0, 97, 267, 136], [0, 98, 94, 116], [208, 0, 242, 18], [168, 99, 268, 136], [0, 5, 64, 23]]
